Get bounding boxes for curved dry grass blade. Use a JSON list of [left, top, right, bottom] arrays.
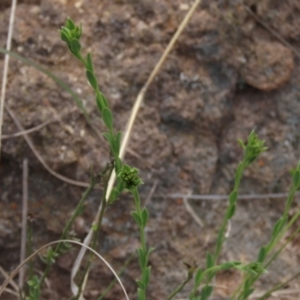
[[0, 0, 17, 157], [1, 107, 77, 139], [118, 0, 202, 161], [5, 105, 90, 188], [70, 0, 202, 296], [0, 240, 130, 300], [2, 119, 53, 139]]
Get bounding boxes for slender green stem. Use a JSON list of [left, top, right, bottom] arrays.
[[166, 276, 192, 300], [98, 253, 134, 300], [283, 188, 295, 218], [234, 186, 300, 300], [265, 224, 300, 269], [78, 52, 87, 67], [133, 188, 146, 251], [268, 200, 300, 257], [132, 187, 150, 300], [213, 162, 245, 264], [257, 270, 300, 300]]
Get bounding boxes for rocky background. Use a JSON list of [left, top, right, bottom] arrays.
[[1, 0, 300, 299]]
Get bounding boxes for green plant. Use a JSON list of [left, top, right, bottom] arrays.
[[6, 17, 300, 300], [58, 18, 153, 299]]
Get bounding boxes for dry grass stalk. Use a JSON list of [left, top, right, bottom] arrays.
[[0, 0, 17, 157]]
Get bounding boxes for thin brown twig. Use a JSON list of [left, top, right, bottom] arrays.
[[0, 0, 17, 157], [243, 4, 300, 60], [19, 158, 28, 290]]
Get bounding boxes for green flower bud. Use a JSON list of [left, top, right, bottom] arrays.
[[243, 262, 266, 275], [59, 18, 82, 57], [241, 130, 268, 166], [118, 164, 143, 191]]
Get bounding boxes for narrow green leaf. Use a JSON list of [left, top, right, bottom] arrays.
[[77, 23, 82, 39], [242, 288, 254, 299], [66, 17, 76, 30], [115, 157, 123, 173], [70, 38, 81, 53], [137, 248, 146, 269], [137, 288, 145, 300], [206, 253, 213, 269], [272, 216, 286, 239], [100, 92, 109, 107], [216, 230, 224, 247], [201, 286, 213, 300], [257, 246, 266, 263], [102, 107, 113, 130], [234, 163, 244, 183], [96, 91, 105, 112], [141, 208, 149, 227], [145, 247, 155, 264], [136, 280, 145, 290], [86, 52, 94, 72], [60, 30, 70, 43], [114, 131, 122, 156], [144, 266, 151, 286], [229, 190, 237, 205], [111, 135, 121, 157], [238, 139, 245, 149], [226, 204, 236, 219], [116, 179, 124, 193], [243, 278, 252, 291], [293, 170, 300, 188], [86, 69, 98, 90], [220, 261, 241, 271], [195, 268, 203, 286], [108, 188, 119, 204], [103, 132, 112, 144], [131, 211, 143, 227]]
